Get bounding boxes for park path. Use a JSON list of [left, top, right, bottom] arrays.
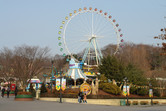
[[0, 96, 166, 111]]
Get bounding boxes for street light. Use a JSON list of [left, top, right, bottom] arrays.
[[124, 77, 129, 106], [59, 70, 62, 103], [50, 60, 54, 93], [149, 83, 153, 106]]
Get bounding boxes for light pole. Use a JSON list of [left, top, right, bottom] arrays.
[[51, 60, 54, 93], [59, 70, 62, 103], [149, 83, 153, 106], [124, 77, 129, 106]]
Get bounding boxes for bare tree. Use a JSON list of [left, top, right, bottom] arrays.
[[0, 47, 14, 83], [12, 45, 50, 91], [54, 54, 67, 71]]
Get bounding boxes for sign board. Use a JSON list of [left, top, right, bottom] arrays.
[[10, 84, 16, 91], [123, 85, 130, 96], [61, 78, 66, 91], [80, 82, 91, 95], [56, 78, 60, 91], [149, 89, 153, 97]]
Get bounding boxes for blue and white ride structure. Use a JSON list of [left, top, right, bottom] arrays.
[[66, 58, 87, 81]]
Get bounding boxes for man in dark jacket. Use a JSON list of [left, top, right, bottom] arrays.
[[1, 87, 5, 98], [80, 92, 84, 103], [15, 86, 18, 97], [7, 86, 10, 98]]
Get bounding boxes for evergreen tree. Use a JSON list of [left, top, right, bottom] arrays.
[[98, 55, 125, 82], [125, 63, 147, 86], [98, 55, 147, 86]]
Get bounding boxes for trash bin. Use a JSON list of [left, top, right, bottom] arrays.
[[120, 99, 126, 106]]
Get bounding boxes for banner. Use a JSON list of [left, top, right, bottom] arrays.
[[56, 78, 60, 91], [123, 85, 130, 96], [61, 78, 66, 91], [149, 89, 153, 97]]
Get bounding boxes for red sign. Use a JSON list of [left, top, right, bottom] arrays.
[[10, 84, 16, 91]]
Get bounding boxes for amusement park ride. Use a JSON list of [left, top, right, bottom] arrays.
[[57, 7, 124, 83]]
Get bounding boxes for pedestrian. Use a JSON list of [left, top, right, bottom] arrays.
[[78, 92, 81, 103], [7, 86, 10, 98], [80, 92, 84, 103], [83, 93, 87, 103], [1, 87, 5, 98], [15, 86, 18, 97]]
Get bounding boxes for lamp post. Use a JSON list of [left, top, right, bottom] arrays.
[[124, 77, 129, 106], [51, 60, 54, 93], [149, 83, 153, 106], [59, 70, 62, 103]]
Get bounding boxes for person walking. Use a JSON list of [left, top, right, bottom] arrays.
[[7, 86, 10, 98], [80, 92, 84, 103], [1, 87, 5, 98], [83, 93, 87, 103], [78, 92, 81, 103], [15, 86, 18, 97]]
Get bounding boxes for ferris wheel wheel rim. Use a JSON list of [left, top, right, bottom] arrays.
[[59, 7, 122, 60]]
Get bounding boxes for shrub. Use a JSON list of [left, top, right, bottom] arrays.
[[153, 89, 160, 97], [63, 88, 79, 94], [17, 92, 32, 95], [153, 101, 159, 105], [137, 88, 148, 96], [132, 101, 138, 105], [140, 101, 149, 105], [40, 83, 47, 94], [100, 83, 121, 95], [130, 86, 138, 95], [99, 74, 108, 83], [16, 95, 33, 98], [4, 91, 15, 94]]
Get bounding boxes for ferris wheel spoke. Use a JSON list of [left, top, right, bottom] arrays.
[[93, 15, 105, 35], [97, 29, 116, 38], [76, 13, 91, 34], [68, 14, 90, 35], [95, 19, 114, 36], [68, 41, 88, 54], [80, 12, 92, 33], [67, 19, 90, 35]]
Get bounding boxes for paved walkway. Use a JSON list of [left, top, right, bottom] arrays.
[[0, 96, 166, 111]]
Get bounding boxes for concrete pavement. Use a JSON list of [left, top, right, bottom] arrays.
[[0, 96, 166, 111]]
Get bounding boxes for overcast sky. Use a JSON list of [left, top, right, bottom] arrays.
[[0, 0, 166, 55]]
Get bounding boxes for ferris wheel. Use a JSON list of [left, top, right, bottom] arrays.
[[57, 7, 124, 67]]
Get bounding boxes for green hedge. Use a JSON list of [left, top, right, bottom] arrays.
[[15, 95, 33, 98], [99, 83, 121, 95], [4, 91, 15, 94], [137, 88, 148, 96], [130, 86, 149, 96]]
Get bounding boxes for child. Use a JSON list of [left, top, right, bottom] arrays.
[[83, 93, 87, 103]]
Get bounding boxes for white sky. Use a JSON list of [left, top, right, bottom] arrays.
[[0, 0, 166, 55]]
